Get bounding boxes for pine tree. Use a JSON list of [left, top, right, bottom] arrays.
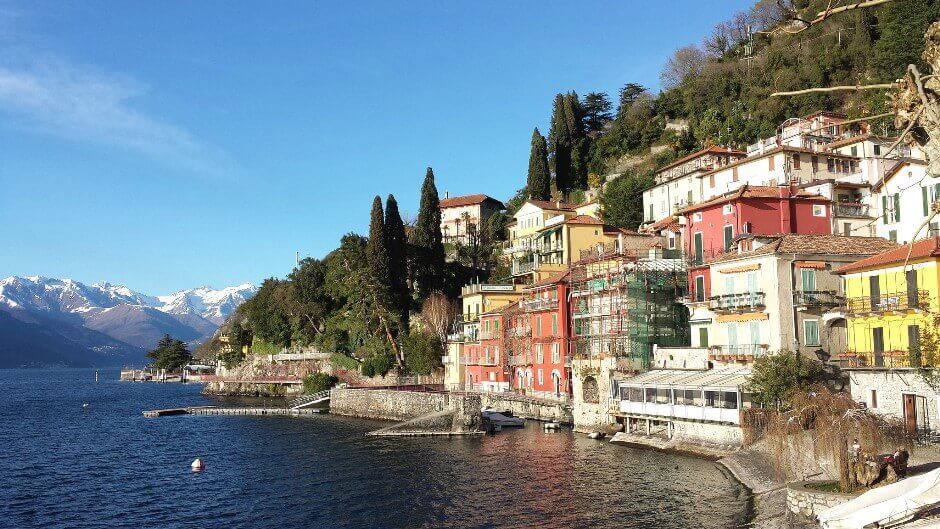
[[582, 92, 613, 134], [384, 194, 410, 328], [527, 127, 551, 200], [413, 167, 445, 299], [367, 196, 391, 310]]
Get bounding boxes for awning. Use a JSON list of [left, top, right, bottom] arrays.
[[617, 368, 751, 390]]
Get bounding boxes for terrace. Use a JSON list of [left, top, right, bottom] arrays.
[[843, 290, 931, 315], [708, 292, 766, 313]]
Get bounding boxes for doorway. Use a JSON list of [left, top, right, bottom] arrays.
[[903, 393, 918, 434]]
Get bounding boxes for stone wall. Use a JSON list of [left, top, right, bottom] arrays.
[[849, 370, 939, 432], [672, 419, 743, 449], [786, 481, 859, 521], [481, 393, 573, 424], [204, 380, 303, 397], [570, 356, 621, 431], [330, 388, 448, 422]]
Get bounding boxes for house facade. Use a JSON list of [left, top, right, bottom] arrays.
[[439, 193, 505, 245], [836, 237, 940, 433], [514, 274, 571, 399], [871, 159, 938, 244]]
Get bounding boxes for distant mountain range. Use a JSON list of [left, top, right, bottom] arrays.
[[0, 276, 256, 368]]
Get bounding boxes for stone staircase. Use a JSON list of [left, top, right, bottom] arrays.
[[288, 389, 332, 410]]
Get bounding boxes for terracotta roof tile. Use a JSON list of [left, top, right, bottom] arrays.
[[681, 185, 828, 214], [834, 237, 940, 274], [439, 194, 504, 209], [525, 200, 577, 211], [655, 145, 746, 174], [708, 234, 899, 265], [523, 270, 570, 289]]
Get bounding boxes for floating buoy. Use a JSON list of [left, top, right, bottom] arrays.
[[191, 458, 205, 472], [82, 403, 89, 408]]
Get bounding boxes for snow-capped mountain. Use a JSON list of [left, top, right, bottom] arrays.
[[157, 284, 256, 325], [0, 276, 256, 368]]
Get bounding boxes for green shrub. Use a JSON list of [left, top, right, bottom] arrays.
[[330, 352, 360, 371], [401, 331, 442, 376], [360, 359, 376, 377], [303, 372, 338, 394]]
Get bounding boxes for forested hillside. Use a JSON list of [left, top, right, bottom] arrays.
[[519, 0, 939, 224]]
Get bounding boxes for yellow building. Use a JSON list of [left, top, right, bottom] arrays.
[[443, 283, 524, 390], [836, 237, 940, 368]]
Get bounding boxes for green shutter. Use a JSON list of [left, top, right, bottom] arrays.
[[924, 187, 931, 217], [894, 194, 901, 222], [882, 195, 889, 223]]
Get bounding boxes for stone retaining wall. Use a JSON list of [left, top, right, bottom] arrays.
[[481, 394, 573, 423], [204, 380, 302, 397], [330, 388, 448, 422], [786, 481, 859, 521]]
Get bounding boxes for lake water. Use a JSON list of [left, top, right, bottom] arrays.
[[0, 369, 751, 528]]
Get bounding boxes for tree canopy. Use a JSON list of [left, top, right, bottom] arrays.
[[147, 334, 192, 371]]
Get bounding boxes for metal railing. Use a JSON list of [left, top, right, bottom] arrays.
[[508, 326, 531, 337], [462, 354, 500, 366], [460, 312, 480, 323], [512, 260, 536, 275], [839, 350, 928, 369], [509, 354, 532, 366], [522, 298, 559, 311], [795, 290, 843, 308], [843, 290, 931, 314], [710, 344, 769, 357], [833, 202, 871, 217], [708, 292, 766, 312]]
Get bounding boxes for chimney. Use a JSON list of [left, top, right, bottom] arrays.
[[445, 190, 449, 199]]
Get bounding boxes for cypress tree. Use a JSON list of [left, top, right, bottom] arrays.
[[413, 167, 445, 299], [552, 93, 573, 196], [367, 196, 391, 310], [527, 127, 551, 201], [384, 194, 410, 328], [564, 92, 588, 190]]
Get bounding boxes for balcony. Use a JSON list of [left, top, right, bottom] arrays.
[[709, 344, 769, 360], [522, 298, 559, 312], [460, 312, 480, 323], [508, 325, 531, 337], [708, 292, 766, 313], [843, 290, 931, 315], [511, 260, 536, 276], [534, 242, 564, 254], [833, 202, 871, 218], [460, 283, 516, 296], [462, 354, 500, 366], [509, 354, 532, 366], [838, 350, 927, 369], [479, 329, 501, 340], [795, 290, 843, 309]]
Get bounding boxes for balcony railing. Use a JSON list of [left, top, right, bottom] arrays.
[[843, 290, 930, 314], [508, 326, 531, 337], [522, 298, 559, 312], [512, 260, 536, 276], [479, 330, 501, 341], [795, 290, 843, 309], [460, 312, 480, 323], [708, 292, 766, 313], [509, 354, 532, 366], [709, 344, 769, 359], [462, 354, 500, 366], [838, 350, 928, 369], [833, 202, 871, 217]]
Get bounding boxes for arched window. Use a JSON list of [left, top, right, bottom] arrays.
[[582, 376, 599, 404]]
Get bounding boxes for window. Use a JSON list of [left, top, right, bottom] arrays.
[[811, 156, 818, 171], [851, 146, 858, 157], [667, 235, 676, 249], [693, 231, 704, 265], [768, 156, 775, 171], [723, 225, 734, 251], [813, 204, 826, 217], [495, 320, 500, 332], [749, 321, 761, 346], [873, 144, 881, 156], [725, 276, 735, 296], [728, 323, 738, 347], [489, 372, 495, 381], [551, 342, 560, 363], [537, 369, 543, 386], [792, 153, 800, 169], [645, 387, 656, 403], [732, 167, 738, 182], [827, 158, 835, 172], [843, 222, 851, 235], [551, 314, 558, 335], [695, 275, 706, 303], [922, 184, 940, 216], [889, 230, 898, 242], [804, 320, 820, 347], [723, 204, 733, 215], [801, 269, 816, 292], [870, 389, 879, 409], [709, 175, 715, 188], [909, 325, 921, 365], [535, 317, 542, 336], [693, 212, 703, 222], [536, 344, 544, 363]]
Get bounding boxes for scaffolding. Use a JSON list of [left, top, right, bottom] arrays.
[[569, 249, 689, 371]]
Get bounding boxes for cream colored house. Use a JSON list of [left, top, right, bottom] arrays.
[[439, 193, 505, 246]]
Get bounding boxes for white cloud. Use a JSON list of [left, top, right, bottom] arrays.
[[0, 55, 232, 176]]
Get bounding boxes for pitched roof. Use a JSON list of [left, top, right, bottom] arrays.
[[523, 270, 570, 289], [698, 145, 858, 178], [834, 237, 940, 274], [562, 214, 603, 225], [644, 215, 682, 234], [709, 234, 899, 265], [439, 193, 505, 209], [525, 199, 577, 211], [655, 145, 746, 174], [680, 185, 828, 214], [871, 158, 928, 192], [481, 300, 521, 317]]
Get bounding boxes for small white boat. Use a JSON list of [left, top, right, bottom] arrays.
[[588, 432, 606, 440], [543, 421, 561, 430]]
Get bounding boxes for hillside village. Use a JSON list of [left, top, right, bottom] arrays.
[[187, 4, 940, 526]]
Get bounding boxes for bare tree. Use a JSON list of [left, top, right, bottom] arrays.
[[660, 45, 707, 90], [420, 292, 457, 353]]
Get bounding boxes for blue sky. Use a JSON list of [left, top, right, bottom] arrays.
[[0, 0, 752, 294]]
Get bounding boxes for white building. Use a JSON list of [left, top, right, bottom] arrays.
[[871, 159, 939, 243], [439, 193, 505, 245]]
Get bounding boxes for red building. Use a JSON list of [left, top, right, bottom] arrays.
[[464, 303, 515, 392], [683, 185, 832, 301], [515, 273, 571, 399]]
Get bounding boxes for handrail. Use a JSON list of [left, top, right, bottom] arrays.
[[843, 290, 931, 314]]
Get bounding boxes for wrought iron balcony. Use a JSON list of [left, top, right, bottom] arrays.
[[460, 312, 480, 323], [833, 202, 871, 218], [509, 354, 532, 366], [708, 292, 766, 313], [843, 290, 931, 315], [508, 325, 531, 337], [838, 350, 929, 369], [795, 290, 843, 309], [511, 260, 536, 276]]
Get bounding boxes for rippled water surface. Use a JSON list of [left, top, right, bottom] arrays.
[[0, 369, 751, 528]]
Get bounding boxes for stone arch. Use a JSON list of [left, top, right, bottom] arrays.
[[582, 375, 599, 404]]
